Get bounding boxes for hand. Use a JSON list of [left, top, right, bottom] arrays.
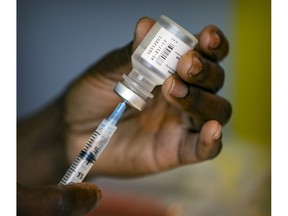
[[17, 182, 102, 216], [63, 17, 232, 178]]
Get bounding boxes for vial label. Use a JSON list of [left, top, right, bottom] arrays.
[[141, 27, 192, 77]]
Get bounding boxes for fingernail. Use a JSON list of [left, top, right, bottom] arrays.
[[95, 188, 102, 206], [169, 78, 188, 98], [209, 31, 221, 49], [213, 129, 222, 141], [188, 56, 202, 76]]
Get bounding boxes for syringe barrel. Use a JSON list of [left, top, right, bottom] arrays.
[[59, 122, 115, 185], [59, 102, 126, 185]]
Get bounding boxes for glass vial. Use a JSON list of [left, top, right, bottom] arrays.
[[114, 15, 198, 111]]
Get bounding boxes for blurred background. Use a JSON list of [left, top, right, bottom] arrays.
[[17, 0, 271, 215]]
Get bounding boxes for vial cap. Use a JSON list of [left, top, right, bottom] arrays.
[[114, 82, 146, 111]]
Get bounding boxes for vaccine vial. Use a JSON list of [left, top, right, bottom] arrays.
[[114, 15, 198, 111]]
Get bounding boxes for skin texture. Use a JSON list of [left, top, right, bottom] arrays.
[[17, 17, 232, 215], [17, 183, 102, 216]]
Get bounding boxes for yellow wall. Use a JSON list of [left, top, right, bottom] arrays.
[[232, 0, 271, 147]]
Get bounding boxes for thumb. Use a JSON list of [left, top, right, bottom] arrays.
[[17, 182, 102, 216], [132, 17, 155, 51], [59, 182, 102, 215]]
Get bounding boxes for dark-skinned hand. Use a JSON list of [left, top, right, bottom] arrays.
[[63, 17, 231, 176], [17, 183, 102, 216], [17, 16, 232, 216]]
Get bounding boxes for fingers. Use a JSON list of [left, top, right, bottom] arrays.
[[133, 20, 229, 63], [17, 182, 102, 216], [176, 25, 228, 93], [59, 183, 102, 215], [133, 21, 228, 94], [176, 50, 224, 92], [162, 76, 232, 129], [178, 120, 223, 164], [194, 25, 229, 61], [162, 24, 231, 130]]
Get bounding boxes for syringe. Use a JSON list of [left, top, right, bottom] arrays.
[[59, 101, 126, 185]]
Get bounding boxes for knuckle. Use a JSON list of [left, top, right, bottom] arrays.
[[179, 87, 232, 126]]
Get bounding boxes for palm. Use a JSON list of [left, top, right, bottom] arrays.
[[64, 59, 192, 177], [102, 90, 189, 176], [63, 17, 231, 179]]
